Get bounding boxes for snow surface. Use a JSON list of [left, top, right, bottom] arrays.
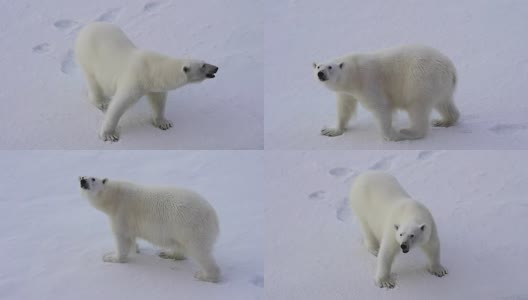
[[266, 151, 528, 299], [0, 0, 263, 149], [265, 1, 528, 149], [0, 151, 263, 300]]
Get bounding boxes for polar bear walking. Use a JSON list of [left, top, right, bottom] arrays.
[[75, 22, 219, 142], [314, 45, 459, 141], [350, 171, 447, 288], [79, 176, 221, 283]]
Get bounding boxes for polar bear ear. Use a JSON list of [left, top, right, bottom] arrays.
[[420, 224, 426, 231], [183, 66, 190, 73], [394, 224, 399, 230], [312, 62, 317, 69], [102, 178, 108, 184], [339, 62, 344, 69]]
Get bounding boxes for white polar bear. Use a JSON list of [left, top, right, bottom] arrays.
[[350, 171, 447, 288], [79, 176, 221, 283], [75, 22, 219, 142], [313, 45, 459, 141]]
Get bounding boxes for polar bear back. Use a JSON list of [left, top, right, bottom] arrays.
[[338, 45, 456, 108], [103, 181, 219, 249], [350, 171, 433, 239], [75, 22, 138, 95]]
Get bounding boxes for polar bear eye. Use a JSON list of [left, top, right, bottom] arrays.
[[410, 234, 414, 238], [328, 66, 332, 70], [400, 233, 403, 237], [92, 178, 95, 182]]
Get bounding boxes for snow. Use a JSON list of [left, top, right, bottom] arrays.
[[266, 151, 528, 299], [0, 151, 263, 300], [0, 0, 263, 149], [265, 0, 528, 149]]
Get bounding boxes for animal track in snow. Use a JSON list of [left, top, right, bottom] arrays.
[[96, 8, 121, 22], [368, 156, 394, 171], [329, 167, 351, 177], [336, 197, 351, 222], [489, 123, 528, 134], [60, 50, 75, 75], [32, 43, 50, 54], [417, 150, 434, 160], [53, 19, 78, 30], [250, 275, 264, 288], [308, 190, 325, 200], [144, 1, 162, 12]]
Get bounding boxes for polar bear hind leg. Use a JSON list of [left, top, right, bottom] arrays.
[[147, 92, 173, 130], [187, 241, 221, 283], [357, 217, 379, 256], [432, 96, 459, 127], [321, 93, 357, 137], [83, 71, 109, 112], [400, 102, 433, 140], [100, 88, 142, 142]]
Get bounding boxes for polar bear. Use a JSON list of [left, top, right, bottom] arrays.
[[79, 176, 221, 283], [75, 22, 219, 142], [313, 45, 459, 141], [350, 171, 447, 288]]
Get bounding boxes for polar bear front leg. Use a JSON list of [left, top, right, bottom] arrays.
[[372, 107, 404, 142], [375, 238, 398, 288], [421, 239, 448, 277], [321, 93, 357, 137], [103, 235, 133, 263], [99, 89, 142, 142], [147, 92, 173, 130]]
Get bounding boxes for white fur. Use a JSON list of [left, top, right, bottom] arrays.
[[75, 22, 218, 142], [79, 176, 221, 283], [314, 45, 459, 141], [350, 171, 447, 289]]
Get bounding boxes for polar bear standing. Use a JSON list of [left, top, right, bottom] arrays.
[[79, 176, 221, 283], [75, 22, 219, 142], [350, 171, 447, 288], [313, 45, 459, 141]]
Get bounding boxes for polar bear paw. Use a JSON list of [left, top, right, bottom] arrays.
[[96, 103, 109, 112], [375, 276, 396, 289], [99, 131, 119, 142], [194, 270, 220, 283], [428, 264, 448, 277], [102, 253, 127, 263], [367, 247, 379, 257], [153, 118, 173, 130], [383, 131, 406, 142], [321, 127, 344, 137], [159, 251, 186, 261]]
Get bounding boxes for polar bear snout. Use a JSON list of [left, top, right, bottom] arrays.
[[204, 64, 219, 79], [80, 177, 89, 190], [400, 243, 409, 253], [317, 71, 327, 81]]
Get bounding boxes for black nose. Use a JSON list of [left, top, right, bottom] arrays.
[[401, 244, 408, 251], [317, 71, 324, 79], [213, 66, 219, 73], [80, 178, 88, 189]]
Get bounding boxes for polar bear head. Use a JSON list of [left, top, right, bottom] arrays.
[[79, 176, 107, 193], [312, 62, 346, 90], [182, 60, 219, 83], [394, 223, 426, 254]]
